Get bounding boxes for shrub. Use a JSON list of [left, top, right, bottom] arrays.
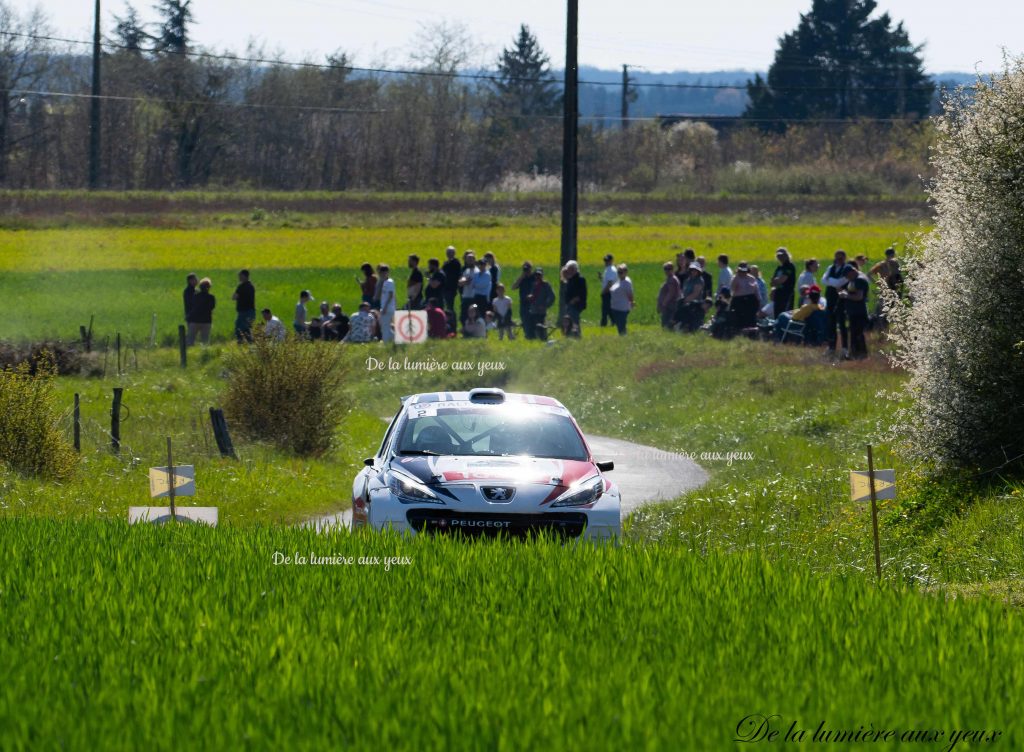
[[0, 355, 77, 479], [222, 336, 349, 457], [0, 340, 86, 376], [886, 57, 1024, 470]]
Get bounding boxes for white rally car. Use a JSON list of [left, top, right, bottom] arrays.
[[352, 388, 621, 539]]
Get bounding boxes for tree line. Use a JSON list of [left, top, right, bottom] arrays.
[[0, 0, 939, 192]]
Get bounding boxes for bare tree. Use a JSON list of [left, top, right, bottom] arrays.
[[0, 2, 55, 184]]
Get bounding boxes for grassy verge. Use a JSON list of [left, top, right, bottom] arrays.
[[1, 519, 1018, 751]]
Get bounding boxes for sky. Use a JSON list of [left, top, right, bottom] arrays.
[[19, 0, 1024, 74]]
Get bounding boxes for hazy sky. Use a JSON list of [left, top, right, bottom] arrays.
[[22, 0, 1024, 73]]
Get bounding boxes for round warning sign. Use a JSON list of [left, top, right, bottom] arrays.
[[394, 311, 428, 344]]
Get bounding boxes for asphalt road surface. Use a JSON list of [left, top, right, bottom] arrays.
[[309, 434, 707, 531]]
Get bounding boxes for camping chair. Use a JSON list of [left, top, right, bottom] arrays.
[[777, 315, 806, 344]]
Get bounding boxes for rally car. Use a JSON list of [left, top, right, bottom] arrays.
[[352, 388, 621, 539]]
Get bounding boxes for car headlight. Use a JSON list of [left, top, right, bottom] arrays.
[[550, 476, 604, 508], [386, 470, 444, 504]]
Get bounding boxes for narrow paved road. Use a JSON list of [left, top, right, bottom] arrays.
[[308, 434, 707, 531]]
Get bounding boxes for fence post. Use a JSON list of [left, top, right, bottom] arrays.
[[209, 408, 237, 459], [178, 324, 188, 369], [166, 436, 176, 522], [116, 332, 122, 376], [73, 393, 81, 452], [111, 387, 123, 454], [149, 314, 157, 348]]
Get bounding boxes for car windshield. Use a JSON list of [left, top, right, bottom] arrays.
[[395, 406, 588, 461]]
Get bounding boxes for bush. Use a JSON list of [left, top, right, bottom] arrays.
[[887, 57, 1024, 470], [0, 355, 77, 479], [222, 336, 349, 457], [0, 340, 86, 376]]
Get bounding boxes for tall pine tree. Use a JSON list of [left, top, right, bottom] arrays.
[[745, 0, 933, 123], [488, 24, 560, 130]]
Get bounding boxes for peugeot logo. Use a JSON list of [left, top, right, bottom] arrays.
[[482, 486, 516, 502]]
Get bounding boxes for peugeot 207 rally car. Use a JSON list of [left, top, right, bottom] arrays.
[[352, 388, 621, 539]]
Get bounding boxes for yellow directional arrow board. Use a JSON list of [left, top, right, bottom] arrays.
[[849, 470, 896, 502], [149, 466, 196, 498]]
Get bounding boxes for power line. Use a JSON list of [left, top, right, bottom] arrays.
[[1, 29, 939, 93]]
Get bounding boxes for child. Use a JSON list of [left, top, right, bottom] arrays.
[[491, 283, 515, 340]]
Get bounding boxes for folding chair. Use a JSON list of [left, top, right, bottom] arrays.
[[777, 316, 807, 344]]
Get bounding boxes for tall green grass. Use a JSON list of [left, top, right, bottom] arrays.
[[1, 518, 1019, 751]]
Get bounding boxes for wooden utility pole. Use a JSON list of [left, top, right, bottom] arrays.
[[559, 0, 579, 317], [621, 64, 630, 129], [88, 0, 102, 189]]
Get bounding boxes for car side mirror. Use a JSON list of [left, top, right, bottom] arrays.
[[363, 458, 375, 467], [596, 461, 614, 472]]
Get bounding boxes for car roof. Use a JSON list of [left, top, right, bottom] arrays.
[[402, 390, 567, 410]]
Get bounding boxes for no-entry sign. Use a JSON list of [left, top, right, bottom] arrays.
[[394, 311, 428, 344]]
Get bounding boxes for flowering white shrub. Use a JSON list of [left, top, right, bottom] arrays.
[[886, 57, 1024, 470], [493, 171, 562, 193]]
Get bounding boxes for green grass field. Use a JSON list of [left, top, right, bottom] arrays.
[[0, 223, 919, 343], [1, 519, 1019, 751]]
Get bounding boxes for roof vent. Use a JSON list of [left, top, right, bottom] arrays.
[[468, 388, 506, 403]]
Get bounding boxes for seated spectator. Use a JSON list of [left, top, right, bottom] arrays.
[[484, 311, 498, 337], [324, 304, 349, 341], [308, 317, 324, 340], [425, 298, 448, 339], [260, 307, 286, 342], [344, 301, 375, 343], [491, 284, 515, 340], [709, 299, 733, 340], [462, 304, 486, 338], [791, 286, 825, 322], [444, 307, 458, 337]]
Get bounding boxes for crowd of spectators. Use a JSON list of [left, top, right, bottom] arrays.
[[181, 245, 901, 359]]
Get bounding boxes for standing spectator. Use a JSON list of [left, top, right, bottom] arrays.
[[839, 265, 869, 359], [318, 301, 333, 324], [189, 278, 215, 345], [358, 263, 378, 307], [869, 247, 902, 318], [822, 250, 850, 357], [491, 283, 515, 340], [750, 264, 768, 307], [260, 308, 286, 342], [232, 269, 256, 343], [717, 255, 733, 293], [608, 264, 635, 336], [406, 254, 424, 310], [680, 264, 706, 332], [696, 256, 714, 304], [294, 290, 313, 335], [471, 258, 493, 313], [426, 258, 445, 304], [770, 248, 796, 318], [674, 252, 690, 289], [513, 261, 537, 339], [797, 258, 819, 304], [562, 260, 587, 337], [425, 298, 449, 339], [527, 267, 556, 340], [441, 247, 461, 311], [657, 262, 682, 330], [344, 301, 375, 343], [598, 254, 616, 327], [462, 304, 486, 338], [484, 252, 501, 289], [183, 273, 199, 343], [729, 262, 760, 330], [457, 250, 477, 325], [378, 264, 396, 343], [854, 254, 869, 273]]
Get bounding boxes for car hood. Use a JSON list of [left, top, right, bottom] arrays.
[[388, 455, 596, 488]]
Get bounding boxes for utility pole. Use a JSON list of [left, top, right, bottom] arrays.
[[621, 64, 630, 129], [88, 0, 102, 189], [559, 0, 579, 316]]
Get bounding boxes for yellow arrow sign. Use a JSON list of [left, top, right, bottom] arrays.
[[149, 466, 196, 498], [849, 470, 896, 502]]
